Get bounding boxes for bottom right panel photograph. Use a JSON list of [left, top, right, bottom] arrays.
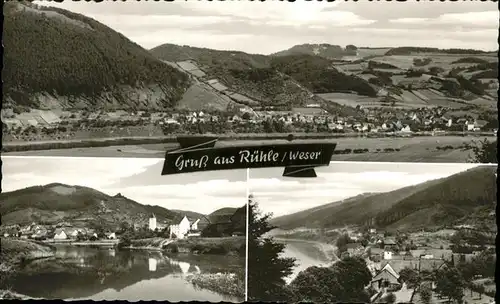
[[246, 162, 497, 304]]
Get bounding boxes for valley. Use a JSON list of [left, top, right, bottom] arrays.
[[1, 2, 498, 164]]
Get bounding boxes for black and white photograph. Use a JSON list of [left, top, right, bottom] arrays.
[[1, 1, 497, 163], [246, 162, 496, 303], [0, 0, 498, 303], [0, 156, 247, 302]]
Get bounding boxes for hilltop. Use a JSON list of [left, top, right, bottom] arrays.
[[271, 43, 358, 59], [270, 165, 497, 232], [3, 1, 191, 112], [0, 183, 196, 229]]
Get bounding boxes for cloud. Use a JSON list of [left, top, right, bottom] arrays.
[[389, 11, 499, 29], [33, 0, 497, 53]]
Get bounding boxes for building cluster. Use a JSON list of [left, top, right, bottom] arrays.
[[159, 106, 495, 134], [148, 214, 202, 240], [3, 104, 496, 139], [0, 222, 116, 241], [337, 227, 495, 304]]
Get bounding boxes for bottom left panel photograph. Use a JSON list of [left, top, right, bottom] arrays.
[[0, 156, 247, 302]]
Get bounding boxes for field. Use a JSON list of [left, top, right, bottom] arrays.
[[4, 135, 494, 163]]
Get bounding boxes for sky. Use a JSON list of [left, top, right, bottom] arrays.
[[1, 156, 248, 215], [35, 0, 498, 54], [248, 161, 484, 217]]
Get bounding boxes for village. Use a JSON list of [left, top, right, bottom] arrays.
[[330, 226, 497, 304], [1, 102, 497, 143], [0, 213, 207, 244]]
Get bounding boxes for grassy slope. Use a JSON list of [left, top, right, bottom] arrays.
[[3, 2, 190, 110], [271, 166, 496, 231]]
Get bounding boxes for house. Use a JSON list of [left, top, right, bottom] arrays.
[[346, 243, 364, 256], [400, 125, 412, 133], [466, 120, 475, 131], [371, 263, 401, 292], [54, 229, 68, 240], [107, 232, 117, 240], [369, 228, 377, 234], [170, 216, 201, 239], [149, 214, 157, 231], [382, 238, 397, 250], [419, 258, 446, 272], [64, 228, 81, 239], [384, 251, 394, 260], [474, 119, 488, 130], [191, 219, 200, 231]]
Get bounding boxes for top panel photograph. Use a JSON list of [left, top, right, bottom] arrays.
[[2, 1, 498, 163]]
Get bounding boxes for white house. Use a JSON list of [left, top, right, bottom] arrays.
[[170, 216, 200, 239], [54, 229, 68, 240], [400, 125, 412, 133], [149, 214, 157, 231], [107, 232, 116, 239], [383, 251, 393, 260], [191, 219, 200, 231], [466, 121, 475, 131]]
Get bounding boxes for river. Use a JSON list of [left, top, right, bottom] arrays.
[[275, 238, 340, 284], [1, 245, 244, 302]]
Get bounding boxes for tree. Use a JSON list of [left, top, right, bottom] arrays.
[[335, 233, 352, 254], [434, 266, 465, 303], [468, 138, 497, 163], [247, 197, 297, 302], [399, 267, 420, 289], [383, 292, 396, 304], [118, 221, 131, 234], [420, 283, 432, 304], [289, 256, 371, 303]]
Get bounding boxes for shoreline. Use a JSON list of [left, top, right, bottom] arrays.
[[2, 132, 494, 153]]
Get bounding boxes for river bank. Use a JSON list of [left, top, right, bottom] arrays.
[[2, 131, 493, 153], [127, 237, 246, 257], [3, 135, 493, 163], [0, 238, 56, 273], [0, 238, 56, 299], [186, 272, 245, 300]]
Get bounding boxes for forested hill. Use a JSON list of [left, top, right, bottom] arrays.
[[3, 2, 191, 111], [271, 165, 497, 232]]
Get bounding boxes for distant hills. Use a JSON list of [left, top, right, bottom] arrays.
[[3, 1, 190, 111], [272, 43, 358, 59], [0, 183, 203, 229], [3, 1, 497, 115], [270, 166, 497, 232]]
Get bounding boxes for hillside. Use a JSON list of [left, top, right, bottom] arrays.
[[207, 207, 239, 223], [270, 54, 378, 97], [151, 42, 497, 113], [0, 183, 195, 229], [270, 166, 497, 232], [150, 44, 361, 116], [3, 2, 190, 111]]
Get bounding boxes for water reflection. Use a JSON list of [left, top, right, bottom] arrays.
[[2, 245, 244, 302], [148, 258, 157, 272]]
